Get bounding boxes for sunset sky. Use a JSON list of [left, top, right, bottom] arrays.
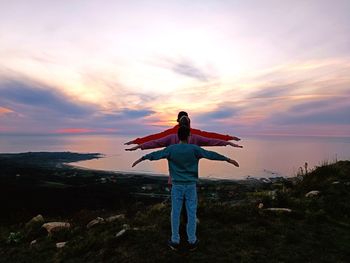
[[0, 0, 349, 137]]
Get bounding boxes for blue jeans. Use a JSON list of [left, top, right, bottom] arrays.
[[171, 184, 197, 244]]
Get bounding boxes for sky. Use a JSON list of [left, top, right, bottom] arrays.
[[0, 0, 349, 137]]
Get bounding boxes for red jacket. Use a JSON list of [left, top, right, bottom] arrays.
[[131, 125, 237, 144]]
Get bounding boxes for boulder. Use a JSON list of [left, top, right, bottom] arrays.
[[42, 222, 71, 235], [105, 214, 125, 223], [305, 190, 320, 198], [56, 242, 67, 249], [26, 214, 45, 228], [87, 217, 105, 229], [25, 215, 46, 238]]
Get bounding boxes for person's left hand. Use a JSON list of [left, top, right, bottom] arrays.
[[228, 142, 243, 148]]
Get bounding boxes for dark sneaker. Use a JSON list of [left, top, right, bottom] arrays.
[[188, 239, 199, 251], [168, 240, 180, 251]]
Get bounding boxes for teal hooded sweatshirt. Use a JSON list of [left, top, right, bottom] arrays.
[[142, 143, 229, 185]]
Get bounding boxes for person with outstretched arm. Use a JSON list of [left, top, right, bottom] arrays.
[[125, 132, 243, 151], [125, 111, 240, 145], [125, 115, 243, 151], [132, 126, 239, 251]]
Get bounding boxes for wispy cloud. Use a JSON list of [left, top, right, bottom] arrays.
[[158, 57, 217, 82], [270, 97, 350, 125], [0, 76, 160, 135], [0, 79, 96, 118]]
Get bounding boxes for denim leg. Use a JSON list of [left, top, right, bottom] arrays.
[[171, 185, 184, 244], [184, 184, 197, 244]]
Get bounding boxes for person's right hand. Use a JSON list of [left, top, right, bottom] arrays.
[[125, 145, 139, 151], [227, 158, 239, 167]]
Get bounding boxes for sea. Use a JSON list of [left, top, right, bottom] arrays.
[[1, 134, 349, 180]]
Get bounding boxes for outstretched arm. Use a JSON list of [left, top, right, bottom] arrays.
[[192, 134, 243, 148], [126, 134, 175, 151], [191, 128, 240, 141], [125, 126, 177, 145], [195, 146, 239, 167], [131, 148, 170, 167]]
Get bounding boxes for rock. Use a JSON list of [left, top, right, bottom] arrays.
[[258, 203, 264, 209], [25, 215, 46, 238], [42, 222, 71, 235], [332, 181, 340, 185], [266, 208, 292, 213], [30, 240, 37, 246], [26, 214, 45, 228], [105, 214, 125, 223], [87, 217, 105, 229], [305, 190, 320, 198], [115, 229, 127, 238], [56, 242, 67, 249]]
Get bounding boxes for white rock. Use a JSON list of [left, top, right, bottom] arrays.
[[105, 214, 125, 223], [258, 203, 264, 209], [332, 181, 340, 185], [266, 208, 292, 213], [30, 240, 37, 246], [56, 242, 67, 249], [87, 217, 105, 229], [42, 222, 71, 235], [115, 229, 127, 238], [305, 190, 320, 198]]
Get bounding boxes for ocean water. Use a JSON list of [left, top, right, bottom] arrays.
[[1, 134, 349, 179]]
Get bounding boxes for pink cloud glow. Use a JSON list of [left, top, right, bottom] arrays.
[[53, 128, 118, 134]]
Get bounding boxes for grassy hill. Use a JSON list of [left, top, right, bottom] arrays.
[[0, 156, 350, 262]]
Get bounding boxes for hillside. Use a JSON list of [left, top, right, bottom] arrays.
[[0, 154, 349, 262]]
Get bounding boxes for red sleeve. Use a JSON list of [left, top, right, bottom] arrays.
[[190, 128, 235, 141], [132, 125, 179, 144]]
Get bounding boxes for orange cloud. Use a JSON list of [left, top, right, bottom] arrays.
[[0, 106, 13, 116], [53, 128, 118, 134]]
